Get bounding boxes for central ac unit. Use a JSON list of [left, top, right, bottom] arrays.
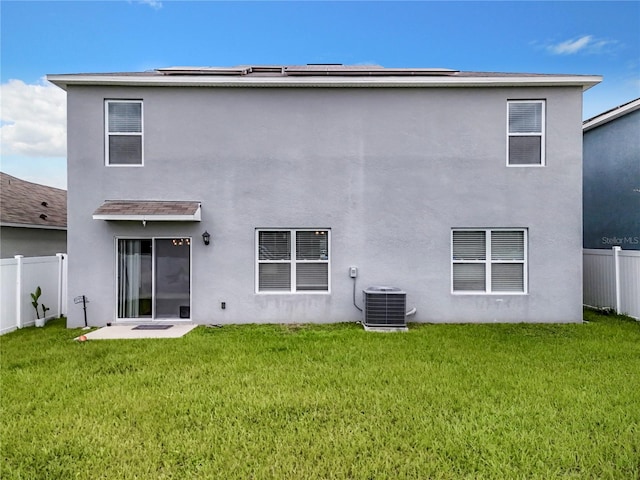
[[363, 286, 407, 328]]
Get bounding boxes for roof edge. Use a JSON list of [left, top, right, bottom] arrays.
[[1, 222, 67, 231], [92, 214, 201, 222], [48, 73, 602, 91], [583, 98, 640, 131]]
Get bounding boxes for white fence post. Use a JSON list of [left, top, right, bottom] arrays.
[[14, 255, 23, 329], [56, 253, 64, 318], [63, 254, 68, 315], [613, 246, 621, 314]]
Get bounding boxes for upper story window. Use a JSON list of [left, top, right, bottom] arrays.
[[256, 229, 330, 293], [452, 229, 527, 294], [105, 100, 143, 166], [507, 100, 545, 166]]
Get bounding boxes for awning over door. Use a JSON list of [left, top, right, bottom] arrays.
[[93, 200, 201, 221]]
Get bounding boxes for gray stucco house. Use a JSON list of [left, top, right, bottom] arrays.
[[583, 98, 640, 250], [48, 65, 601, 327], [0, 172, 67, 258]]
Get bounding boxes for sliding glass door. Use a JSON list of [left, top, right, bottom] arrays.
[[117, 239, 152, 318], [155, 238, 191, 319], [117, 238, 191, 320]]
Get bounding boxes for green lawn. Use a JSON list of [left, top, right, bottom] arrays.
[[1, 310, 639, 479]]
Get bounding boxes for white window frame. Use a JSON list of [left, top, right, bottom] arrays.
[[507, 100, 545, 167], [105, 99, 144, 167], [451, 228, 528, 295], [255, 228, 331, 294]]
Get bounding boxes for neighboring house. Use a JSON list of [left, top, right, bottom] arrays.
[[0, 172, 67, 258], [583, 98, 640, 250], [48, 65, 601, 327]]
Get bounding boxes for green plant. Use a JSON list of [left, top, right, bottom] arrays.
[[30, 286, 42, 319], [30, 287, 51, 320]]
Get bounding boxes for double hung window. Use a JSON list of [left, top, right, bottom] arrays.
[[105, 100, 143, 166], [452, 229, 527, 293], [257, 229, 330, 293], [507, 100, 545, 166]]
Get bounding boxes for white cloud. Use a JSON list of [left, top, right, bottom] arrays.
[[549, 35, 593, 55], [546, 35, 618, 55], [0, 78, 66, 158], [139, 0, 162, 9]]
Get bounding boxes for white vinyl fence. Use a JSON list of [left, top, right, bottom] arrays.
[[584, 247, 640, 320], [0, 254, 68, 335]]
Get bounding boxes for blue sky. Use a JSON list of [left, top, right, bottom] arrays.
[[1, 1, 639, 189]]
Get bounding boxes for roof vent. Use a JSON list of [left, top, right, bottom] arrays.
[[41, 201, 48, 207], [156, 66, 251, 76], [249, 66, 284, 74], [40, 213, 48, 220]]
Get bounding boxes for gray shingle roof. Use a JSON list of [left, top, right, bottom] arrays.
[[0, 172, 67, 229], [93, 200, 201, 217]]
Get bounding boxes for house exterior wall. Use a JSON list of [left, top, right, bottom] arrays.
[[583, 109, 640, 250], [66, 85, 585, 327], [0, 227, 67, 258]]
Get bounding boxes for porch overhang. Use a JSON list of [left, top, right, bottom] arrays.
[[93, 200, 202, 222]]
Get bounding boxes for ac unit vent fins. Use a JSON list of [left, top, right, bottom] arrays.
[[363, 286, 407, 327]]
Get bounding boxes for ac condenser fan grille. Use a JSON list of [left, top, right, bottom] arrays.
[[363, 286, 406, 327]]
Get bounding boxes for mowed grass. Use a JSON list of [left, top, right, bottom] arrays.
[[1, 311, 639, 479]]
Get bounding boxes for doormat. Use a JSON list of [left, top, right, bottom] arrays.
[[132, 324, 174, 330]]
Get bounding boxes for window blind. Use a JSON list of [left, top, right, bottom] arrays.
[[509, 102, 542, 133], [259, 231, 290, 260], [453, 231, 486, 260], [296, 263, 328, 291], [509, 137, 542, 165], [492, 264, 524, 292], [109, 136, 142, 165], [258, 263, 291, 291], [109, 102, 142, 133], [453, 264, 486, 291], [296, 231, 328, 260], [491, 231, 524, 260]]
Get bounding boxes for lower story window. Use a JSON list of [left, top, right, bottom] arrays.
[[256, 229, 330, 293], [452, 229, 527, 293]]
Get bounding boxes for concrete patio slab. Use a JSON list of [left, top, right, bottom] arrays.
[[78, 324, 198, 340]]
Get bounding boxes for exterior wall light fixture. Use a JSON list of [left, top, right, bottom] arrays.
[[202, 231, 211, 246]]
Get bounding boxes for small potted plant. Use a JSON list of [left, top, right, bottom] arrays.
[[31, 286, 50, 327]]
